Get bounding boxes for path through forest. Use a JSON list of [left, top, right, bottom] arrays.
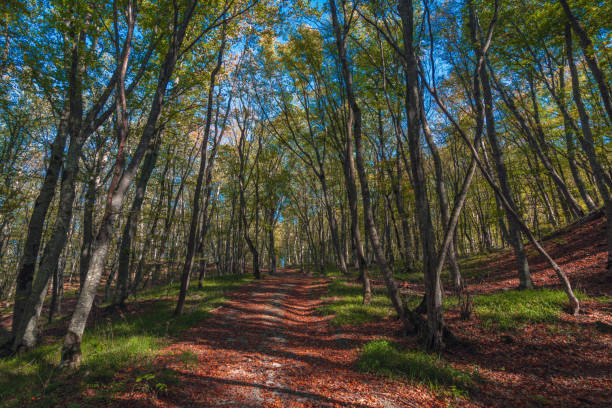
[[115, 270, 443, 407]]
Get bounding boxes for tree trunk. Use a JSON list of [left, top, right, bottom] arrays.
[[48, 252, 66, 323], [481, 64, 533, 289], [115, 133, 161, 308], [318, 171, 348, 275], [60, 0, 195, 368], [565, 25, 612, 277], [175, 25, 226, 315], [267, 207, 277, 275], [11, 105, 69, 344], [560, 66, 596, 211], [130, 145, 173, 294], [559, 0, 612, 122], [421, 104, 462, 289], [79, 152, 102, 291], [339, 151, 371, 303], [330, 0, 404, 321]]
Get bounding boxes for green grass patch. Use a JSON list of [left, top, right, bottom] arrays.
[[595, 296, 612, 304], [318, 279, 454, 326], [0, 274, 252, 407], [454, 251, 504, 280], [391, 253, 499, 283], [473, 288, 588, 330], [393, 271, 424, 283], [317, 280, 394, 326], [321, 277, 581, 333], [319, 265, 360, 279], [356, 339, 473, 394]]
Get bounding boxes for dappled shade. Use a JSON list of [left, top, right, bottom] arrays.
[[0, 0, 611, 406]]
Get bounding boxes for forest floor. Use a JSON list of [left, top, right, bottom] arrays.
[[1, 212, 611, 407]]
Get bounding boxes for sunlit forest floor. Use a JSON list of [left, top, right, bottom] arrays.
[[0, 212, 610, 407]]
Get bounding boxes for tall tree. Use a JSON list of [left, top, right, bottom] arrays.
[[60, 0, 199, 368]]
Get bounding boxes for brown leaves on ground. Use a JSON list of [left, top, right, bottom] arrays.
[[13, 212, 610, 407], [107, 212, 610, 407], [109, 273, 449, 408]]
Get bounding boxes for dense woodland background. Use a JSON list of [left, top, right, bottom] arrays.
[[0, 0, 610, 402]]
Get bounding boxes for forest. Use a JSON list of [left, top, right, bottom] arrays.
[[0, 0, 610, 406]]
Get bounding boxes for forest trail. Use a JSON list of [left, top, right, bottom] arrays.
[[115, 270, 438, 408], [2, 213, 610, 407]]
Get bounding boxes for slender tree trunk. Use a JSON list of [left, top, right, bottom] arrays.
[[10, 104, 69, 341], [559, 0, 612, 122], [565, 25, 612, 277], [383, 195, 395, 266], [115, 133, 161, 308], [335, 75, 370, 301], [132, 182, 166, 293], [130, 144, 174, 293], [238, 134, 261, 280], [331, 0, 406, 321], [481, 65, 533, 289], [79, 153, 102, 291], [560, 65, 596, 210], [60, 1, 195, 368], [175, 26, 226, 315], [267, 206, 278, 275], [196, 164, 221, 285], [421, 105, 462, 289], [48, 262, 60, 324], [391, 153, 414, 272], [317, 171, 348, 275]]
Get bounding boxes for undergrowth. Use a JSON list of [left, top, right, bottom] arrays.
[[317, 279, 394, 326], [472, 288, 588, 330], [320, 273, 588, 333], [356, 339, 473, 395], [0, 274, 251, 407]]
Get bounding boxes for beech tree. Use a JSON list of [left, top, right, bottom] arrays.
[[0, 0, 608, 364]]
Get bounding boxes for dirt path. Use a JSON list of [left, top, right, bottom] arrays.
[[105, 213, 611, 408], [119, 270, 446, 408]]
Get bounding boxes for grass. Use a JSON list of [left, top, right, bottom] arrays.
[[0, 274, 252, 407], [595, 296, 612, 304], [323, 265, 347, 278], [389, 252, 499, 284], [317, 279, 395, 326], [393, 270, 425, 283], [472, 288, 588, 330], [356, 339, 473, 394], [320, 273, 587, 333]]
